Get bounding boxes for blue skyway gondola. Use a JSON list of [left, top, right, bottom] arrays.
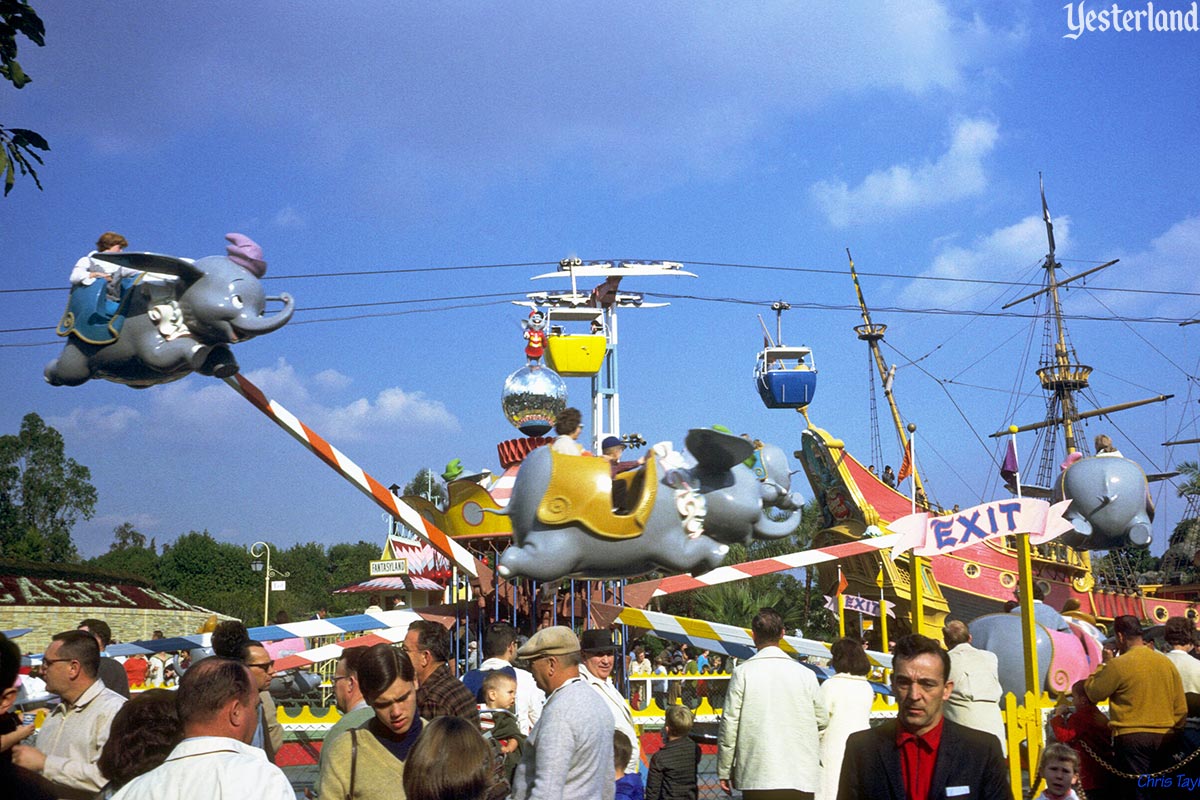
[[755, 344, 817, 409]]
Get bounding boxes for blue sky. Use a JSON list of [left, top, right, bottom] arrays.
[[3, 1, 1199, 562]]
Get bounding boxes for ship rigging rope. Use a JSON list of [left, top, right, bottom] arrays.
[[1077, 385, 1168, 473], [7, 291, 1197, 341], [881, 340, 999, 474], [1078, 285, 1197, 383], [638, 293, 1195, 326], [903, 260, 1046, 370], [3, 257, 1200, 297]]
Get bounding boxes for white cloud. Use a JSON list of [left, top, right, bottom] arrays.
[[1081, 215, 1200, 318], [904, 213, 1070, 306], [146, 358, 458, 442], [273, 206, 305, 229], [23, 4, 1024, 186], [811, 118, 1000, 227], [898, 211, 1200, 316], [314, 369, 353, 391], [47, 405, 142, 436]]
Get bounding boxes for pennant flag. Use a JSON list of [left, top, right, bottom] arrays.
[[897, 439, 913, 484], [823, 594, 895, 618], [836, 568, 849, 597], [1000, 439, 1019, 489], [1041, 172, 1056, 257]]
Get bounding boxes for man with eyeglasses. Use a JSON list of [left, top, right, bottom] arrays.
[[403, 620, 479, 725], [210, 620, 285, 765], [241, 641, 283, 762], [317, 647, 373, 777], [12, 630, 126, 799]]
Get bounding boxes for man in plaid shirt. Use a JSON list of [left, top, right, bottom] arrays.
[[403, 620, 480, 726]]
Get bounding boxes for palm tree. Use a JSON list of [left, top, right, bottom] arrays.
[[1161, 462, 1200, 583], [1177, 461, 1200, 500]]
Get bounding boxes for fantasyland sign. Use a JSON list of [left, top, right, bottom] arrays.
[[888, 498, 1074, 560]]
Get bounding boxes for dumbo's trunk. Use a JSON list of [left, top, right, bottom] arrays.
[[753, 511, 801, 540], [235, 294, 295, 336]]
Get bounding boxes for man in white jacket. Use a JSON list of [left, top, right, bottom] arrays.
[[579, 629, 639, 775], [717, 608, 828, 799], [942, 620, 1007, 755]]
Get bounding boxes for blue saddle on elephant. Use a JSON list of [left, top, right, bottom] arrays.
[[55, 277, 139, 344]]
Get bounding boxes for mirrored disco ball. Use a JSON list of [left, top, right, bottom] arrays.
[[501, 364, 568, 437]]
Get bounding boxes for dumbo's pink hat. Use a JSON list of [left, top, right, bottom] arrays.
[[1060, 451, 1084, 471], [225, 233, 267, 277]]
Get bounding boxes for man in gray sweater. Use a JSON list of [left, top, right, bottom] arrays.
[[510, 627, 616, 800]]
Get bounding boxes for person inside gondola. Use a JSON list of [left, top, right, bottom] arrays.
[[601, 436, 644, 477], [70, 232, 135, 298], [1094, 434, 1123, 458], [551, 407, 588, 456], [601, 436, 646, 511], [64, 232, 144, 332]]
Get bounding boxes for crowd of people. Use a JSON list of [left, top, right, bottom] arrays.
[[8, 602, 1200, 800]]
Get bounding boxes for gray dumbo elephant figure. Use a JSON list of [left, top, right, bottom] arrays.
[[496, 428, 807, 581], [45, 234, 294, 388], [1054, 455, 1154, 550], [969, 612, 1104, 698]]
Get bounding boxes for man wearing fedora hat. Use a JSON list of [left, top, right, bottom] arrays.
[[511, 626, 614, 800], [580, 629, 639, 775]]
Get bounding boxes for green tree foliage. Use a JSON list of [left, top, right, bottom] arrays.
[[115, 532, 383, 621], [403, 467, 446, 505], [1160, 463, 1200, 583], [271, 541, 332, 620], [71, 523, 383, 621], [0, 0, 49, 195], [157, 531, 261, 623], [653, 501, 836, 641], [0, 412, 96, 562], [1177, 461, 1200, 499], [87, 522, 158, 580], [326, 540, 381, 611]]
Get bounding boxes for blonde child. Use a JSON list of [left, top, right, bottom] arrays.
[[645, 705, 700, 800], [478, 670, 524, 784], [1035, 743, 1083, 800]]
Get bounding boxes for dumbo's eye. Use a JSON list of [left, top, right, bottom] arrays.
[[231, 295, 244, 309]]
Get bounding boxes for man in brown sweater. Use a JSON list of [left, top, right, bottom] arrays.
[[404, 620, 480, 726], [1085, 614, 1186, 800]]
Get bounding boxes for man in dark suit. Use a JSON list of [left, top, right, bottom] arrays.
[[838, 634, 1012, 800]]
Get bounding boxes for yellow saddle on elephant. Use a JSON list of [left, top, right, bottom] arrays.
[[537, 451, 657, 539]]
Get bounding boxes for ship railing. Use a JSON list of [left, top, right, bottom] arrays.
[[1001, 536, 1088, 571]]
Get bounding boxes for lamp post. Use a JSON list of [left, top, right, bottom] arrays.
[[249, 541, 291, 627]]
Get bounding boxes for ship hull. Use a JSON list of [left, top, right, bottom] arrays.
[[798, 425, 1196, 635]]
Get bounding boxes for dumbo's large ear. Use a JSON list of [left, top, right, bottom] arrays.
[[93, 252, 204, 284], [685, 428, 755, 472]]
